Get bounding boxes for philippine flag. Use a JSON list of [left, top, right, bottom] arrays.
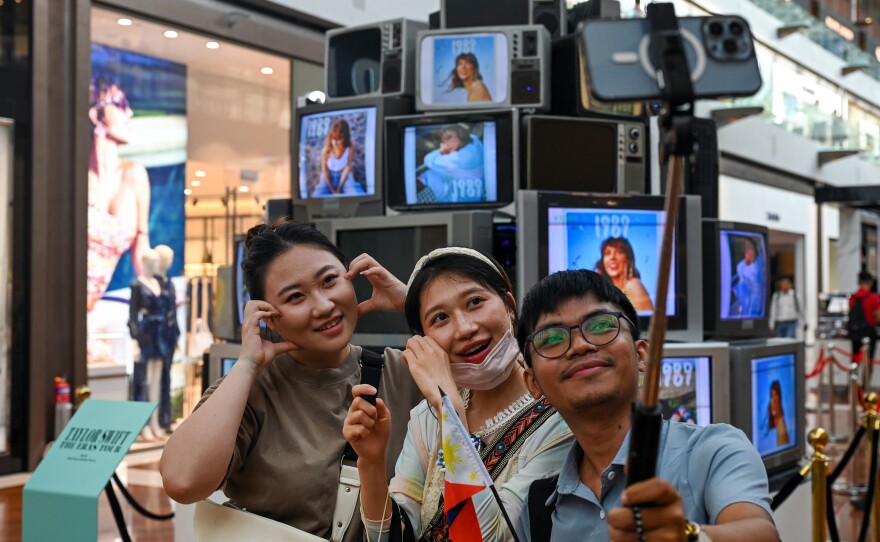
[[441, 392, 493, 542]]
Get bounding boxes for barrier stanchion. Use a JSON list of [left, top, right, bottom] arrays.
[[866, 393, 880, 542], [828, 341, 847, 443], [833, 362, 869, 496], [809, 428, 831, 542], [863, 337, 875, 396]]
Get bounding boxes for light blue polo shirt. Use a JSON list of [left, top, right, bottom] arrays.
[[517, 420, 773, 542]]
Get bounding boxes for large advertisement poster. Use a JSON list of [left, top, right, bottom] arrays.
[[87, 43, 187, 364]]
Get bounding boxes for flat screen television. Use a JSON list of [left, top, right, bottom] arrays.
[[234, 238, 250, 329], [517, 190, 703, 342], [211, 264, 238, 342], [728, 338, 805, 475], [703, 220, 771, 339], [660, 342, 731, 426], [205, 342, 242, 390], [315, 211, 494, 348], [292, 96, 414, 221], [385, 109, 517, 212]]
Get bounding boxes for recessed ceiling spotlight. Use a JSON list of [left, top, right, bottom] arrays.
[[260, 67, 274, 75], [194, 170, 206, 177], [184, 188, 193, 195], [205, 41, 220, 50], [117, 18, 133, 26], [191, 180, 201, 187], [238, 185, 250, 193], [164, 30, 179, 38]]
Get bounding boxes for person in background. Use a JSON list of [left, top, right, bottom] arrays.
[[848, 271, 880, 363], [769, 276, 804, 338]]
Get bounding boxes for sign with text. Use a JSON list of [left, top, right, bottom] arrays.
[[22, 400, 155, 541]]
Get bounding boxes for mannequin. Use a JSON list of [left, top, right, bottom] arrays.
[[154, 244, 180, 431], [129, 248, 169, 440]]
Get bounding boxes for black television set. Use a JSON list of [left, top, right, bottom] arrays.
[[292, 96, 414, 222], [521, 114, 647, 194], [315, 211, 493, 347], [385, 109, 517, 213], [205, 342, 242, 389], [728, 338, 805, 476], [660, 341, 731, 426], [325, 19, 427, 99], [517, 190, 703, 342], [702, 220, 771, 339]]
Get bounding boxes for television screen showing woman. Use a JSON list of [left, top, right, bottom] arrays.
[[419, 33, 509, 106], [750, 353, 796, 457], [719, 230, 767, 320]]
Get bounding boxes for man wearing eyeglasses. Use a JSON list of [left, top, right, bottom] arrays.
[[514, 270, 778, 542]]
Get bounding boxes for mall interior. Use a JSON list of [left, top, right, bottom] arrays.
[[2, 0, 880, 540]]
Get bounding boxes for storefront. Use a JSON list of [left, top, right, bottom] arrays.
[[1, 0, 324, 475]]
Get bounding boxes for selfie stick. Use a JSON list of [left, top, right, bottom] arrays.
[[625, 2, 696, 488]]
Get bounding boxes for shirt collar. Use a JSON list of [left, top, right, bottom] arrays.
[[554, 429, 632, 499]]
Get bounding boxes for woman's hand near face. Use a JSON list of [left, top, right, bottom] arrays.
[[239, 299, 299, 372], [403, 335, 457, 410], [346, 253, 407, 316], [343, 384, 391, 465]]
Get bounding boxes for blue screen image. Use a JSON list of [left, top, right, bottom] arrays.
[[750, 353, 797, 457]]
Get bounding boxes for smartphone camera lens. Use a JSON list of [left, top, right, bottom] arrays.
[[723, 39, 738, 54], [729, 21, 744, 35], [708, 21, 724, 36]]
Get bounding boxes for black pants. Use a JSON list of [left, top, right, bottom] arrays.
[[851, 335, 877, 363]]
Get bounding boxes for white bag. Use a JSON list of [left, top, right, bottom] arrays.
[[187, 318, 214, 358], [194, 500, 326, 542]]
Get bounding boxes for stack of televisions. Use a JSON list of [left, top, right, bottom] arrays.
[[208, 0, 805, 483]]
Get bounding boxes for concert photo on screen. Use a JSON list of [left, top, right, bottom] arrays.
[[420, 33, 507, 106], [719, 230, 767, 320], [297, 107, 377, 199], [546, 207, 676, 316], [659, 357, 712, 427], [751, 353, 797, 457], [403, 121, 497, 205]]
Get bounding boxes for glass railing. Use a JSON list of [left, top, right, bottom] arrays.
[[749, 0, 880, 81]]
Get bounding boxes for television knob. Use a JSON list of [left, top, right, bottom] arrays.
[[629, 128, 640, 140]]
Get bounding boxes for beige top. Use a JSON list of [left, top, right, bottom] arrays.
[[196, 345, 422, 541]]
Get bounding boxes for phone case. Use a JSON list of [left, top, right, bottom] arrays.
[[579, 16, 763, 103]]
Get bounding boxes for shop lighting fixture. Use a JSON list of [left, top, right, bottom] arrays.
[[191, 180, 201, 187], [164, 30, 179, 38], [194, 170, 206, 177], [261, 67, 274, 75], [184, 188, 193, 195], [205, 41, 220, 50], [117, 18, 133, 26], [238, 186, 250, 193]]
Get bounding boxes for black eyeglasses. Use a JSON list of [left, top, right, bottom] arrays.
[[527, 311, 635, 359]]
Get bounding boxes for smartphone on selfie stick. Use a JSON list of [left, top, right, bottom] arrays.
[[578, 3, 763, 487]]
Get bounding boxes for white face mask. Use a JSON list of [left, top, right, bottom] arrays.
[[451, 326, 521, 390]]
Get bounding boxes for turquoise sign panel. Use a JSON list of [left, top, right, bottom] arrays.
[[23, 400, 156, 541]]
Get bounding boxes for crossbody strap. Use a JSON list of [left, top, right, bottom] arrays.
[[527, 475, 559, 542], [332, 348, 385, 542]]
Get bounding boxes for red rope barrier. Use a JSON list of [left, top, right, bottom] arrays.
[[856, 383, 868, 411], [805, 356, 831, 379], [832, 345, 862, 361]]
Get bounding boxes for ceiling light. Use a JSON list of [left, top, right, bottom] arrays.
[[191, 180, 201, 187], [164, 30, 179, 39], [238, 185, 250, 193], [261, 67, 274, 75], [205, 41, 220, 50], [184, 188, 192, 195], [194, 170, 206, 177], [117, 18, 133, 26]]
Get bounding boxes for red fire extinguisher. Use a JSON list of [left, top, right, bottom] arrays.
[[54, 376, 72, 438]]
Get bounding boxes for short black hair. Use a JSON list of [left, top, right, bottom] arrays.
[[241, 220, 348, 301], [516, 269, 640, 366], [859, 271, 875, 285], [405, 252, 515, 335]]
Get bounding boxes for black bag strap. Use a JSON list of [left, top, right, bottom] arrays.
[[527, 475, 559, 542], [343, 348, 385, 462]]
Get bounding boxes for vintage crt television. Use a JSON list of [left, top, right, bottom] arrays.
[[728, 338, 805, 476], [384, 109, 518, 213], [315, 211, 493, 347], [702, 220, 771, 339], [325, 18, 427, 99], [292, 96, 414, 222], [440, 0, 567, 38], [205, 342, 242, 390], [522, 115, 647, 194], [517, 190, 703, 342], [660, 341, 731, 427], [415, 25, 550, 112]]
